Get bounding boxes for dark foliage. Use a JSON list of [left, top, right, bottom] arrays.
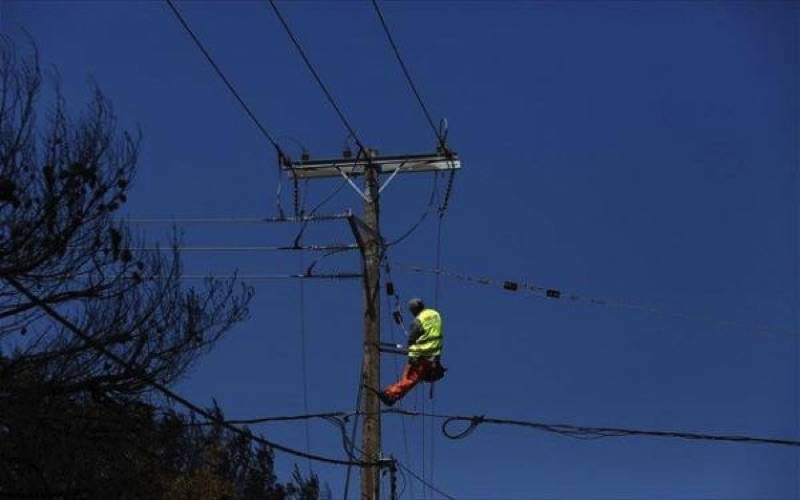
[[0, 40, 317, 498]]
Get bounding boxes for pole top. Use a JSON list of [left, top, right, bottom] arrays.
[[284, 151, 460, 179]]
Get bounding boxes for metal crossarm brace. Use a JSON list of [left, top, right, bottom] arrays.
[[285, 152, 460, 180]]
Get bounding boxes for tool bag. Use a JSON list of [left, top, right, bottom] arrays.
[[424, 357, 447, 383]]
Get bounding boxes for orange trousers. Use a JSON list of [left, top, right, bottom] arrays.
[[383, 358, 436, 401]]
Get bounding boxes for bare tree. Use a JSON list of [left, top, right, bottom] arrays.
[[0, 39, 256, 494]]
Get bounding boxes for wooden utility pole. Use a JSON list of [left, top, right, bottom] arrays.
[[361, 158, 382, 500], [285, 150, 460, 499]]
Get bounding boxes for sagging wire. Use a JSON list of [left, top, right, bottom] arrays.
[[395, 457, 455, 500], [383, 268, 416, 500], [274, 136, 309, 219], [126, 213, 352, 225], [164, 0, 286, 158], [399, 265, 796, 337], [2, 276, 381, 467], [370, 0, 447, 153], [168, 272, 362, 281], [341, 356, 365, 499], [428, 172, 451, 497], [268, 0, 366, 152], [292, 147, 364, 249], [164, 0, 299, 221], [380, 409, 800, 448], [298, 252, 312, 473], [125, 244, 358, 253], [386, 170, 440, 248], [186, 408, 800, 449], [428, 153, 457, 495]]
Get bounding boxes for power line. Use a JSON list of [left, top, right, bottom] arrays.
[[399, 265, 796, 337], [428, 206, 446, 498], [386, 172, 440, 248], [382, 409, 800, 448], [162, 272, 362, 281], [267, 0, 366, 152], [1, 275, 381, 468], [164, 0, 286, 160], [370, 0, 446, 151], [384, 289, 416, 500], [298, 253, 313, 473], [128, 244, 358, 253], [342, 359, 365, 500], [394, 459, 455, 500], [126, 212, 351, 225], [187, 411, 346, 426], [180, 408, 800, 449]]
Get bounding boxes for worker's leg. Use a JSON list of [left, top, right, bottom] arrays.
[[383, 359, 428, 401]]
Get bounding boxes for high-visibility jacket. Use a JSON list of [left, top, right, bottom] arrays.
[[408, 308, 442, 359]]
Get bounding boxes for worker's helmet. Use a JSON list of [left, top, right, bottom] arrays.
[[407, 298, 425, 316]]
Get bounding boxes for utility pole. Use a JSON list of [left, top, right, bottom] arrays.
[[286, 149, 460, 499], [361, 155, 382, 499]]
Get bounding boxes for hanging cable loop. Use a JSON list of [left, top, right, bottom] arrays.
[[442, 415, 485, 440]]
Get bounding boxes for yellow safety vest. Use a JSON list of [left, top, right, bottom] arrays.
[[408, 308, 442, 358]]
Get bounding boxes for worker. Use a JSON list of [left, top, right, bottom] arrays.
[[379, 298, 444, 407]]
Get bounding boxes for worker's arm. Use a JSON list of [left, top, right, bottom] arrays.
[[407, 319, 424, 347]]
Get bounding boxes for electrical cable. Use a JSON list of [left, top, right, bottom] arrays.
[[382, 255, 429, 499], [187, 411, 347, 426], [428, 169, 453, 495], [267, 0, 366, 152], [394, 458, 455, 500], [168, 272, 362, 280], [381, 409, 800, 448], [164, 0, 287, 160], [421, 388, 426, 500], [369, 0, 447, 152], [1, 275, 382, 467], [342, 356, 366, 499], [399, 265, 797, 337], [438, 170, 456, 215], [384, 286, 416, 500], [386, 171, 440, 248], [298, 252, 313, 473], [126, 244, 358, 253], [184, 408, 800, 449], [292, 148, 364, 248], [126, 213, 351, 224]]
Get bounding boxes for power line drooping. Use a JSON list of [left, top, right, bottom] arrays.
[[400, 264, 796, 337]]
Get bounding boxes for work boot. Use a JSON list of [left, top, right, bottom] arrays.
[[364, 385, 397, 407], [377, 391, 397, 407]]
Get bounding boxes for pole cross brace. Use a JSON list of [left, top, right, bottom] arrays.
[[336, 165, 369, 202]]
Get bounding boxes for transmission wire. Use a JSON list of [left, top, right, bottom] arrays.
[[400, 265, 796, 337], [384, 285, 416, 500], [2, 276, 381, 467], [298, 252, 312, 473], [164, 0, 286, 159], [381, 409, 800, 448], [369, 0, 447, 151], [267, 0, 366, 151]]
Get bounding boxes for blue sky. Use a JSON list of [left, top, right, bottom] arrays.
[[5, 1, 799, 498]]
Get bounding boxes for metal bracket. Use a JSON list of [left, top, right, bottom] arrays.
[[378, 161, 406, 194], [336, 166, 369, 202], [375, 341, 407, 356]]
